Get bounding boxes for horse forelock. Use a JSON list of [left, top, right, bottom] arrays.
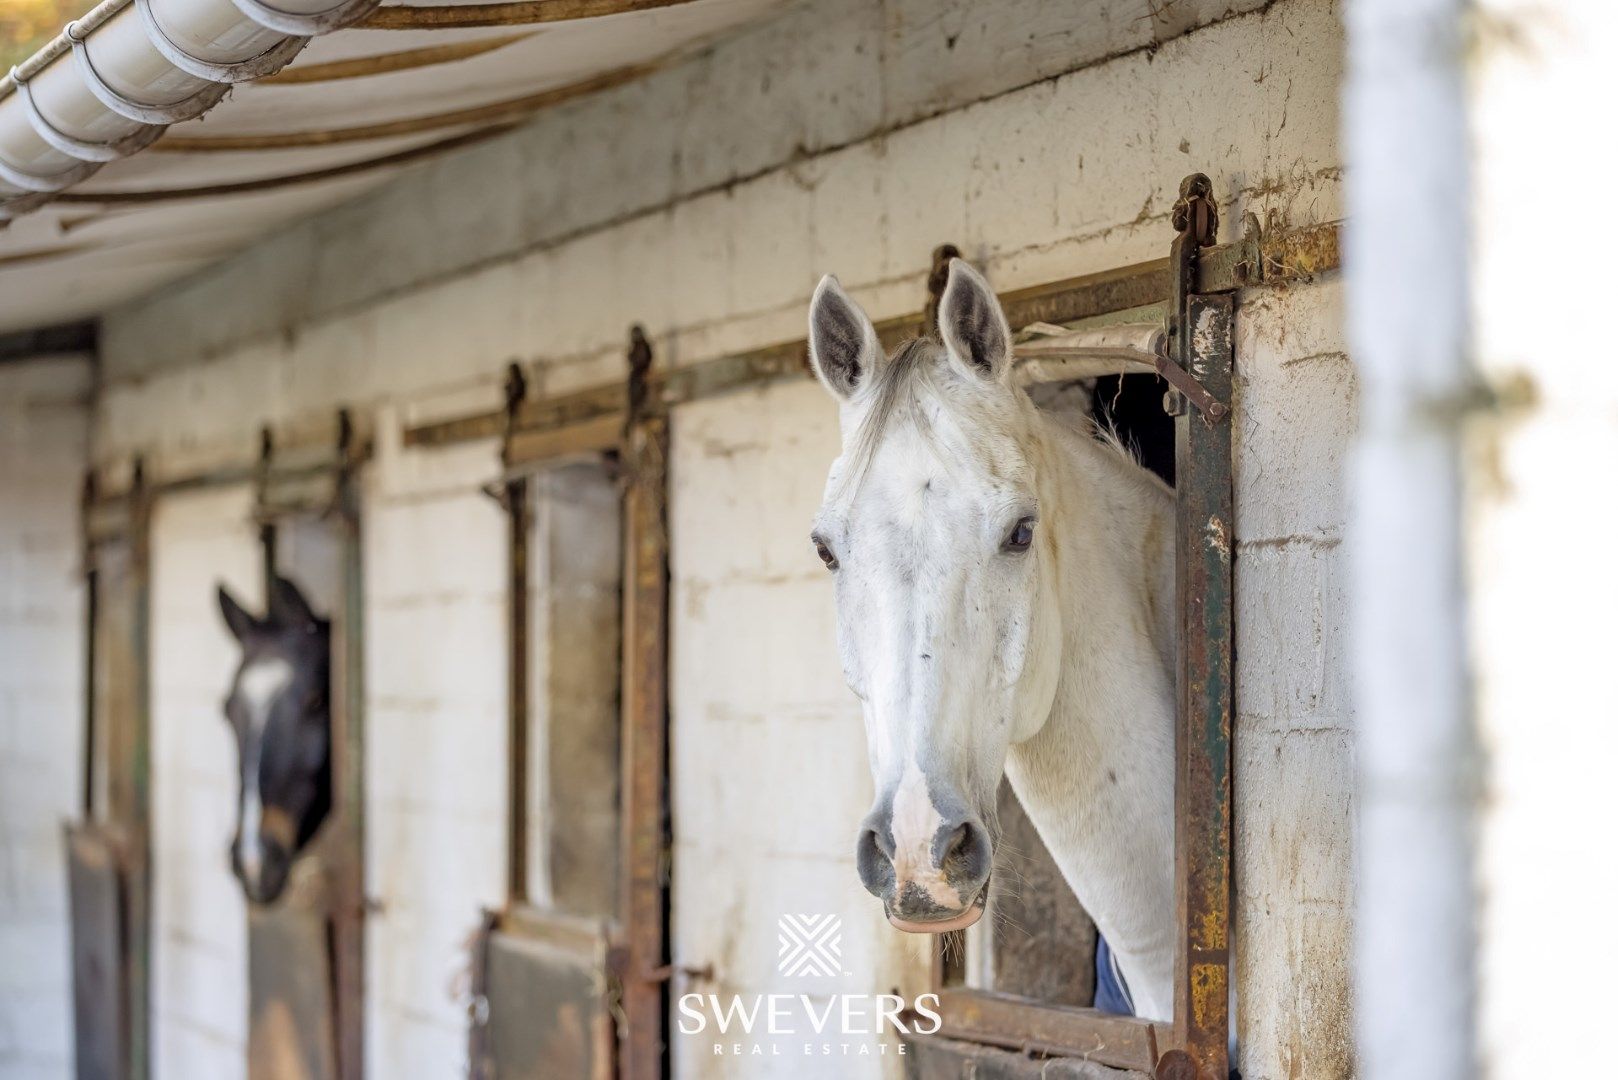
[[838, 337, 1029, 501]]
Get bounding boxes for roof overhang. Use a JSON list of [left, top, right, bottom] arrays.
[[0, 0, 789, 334]]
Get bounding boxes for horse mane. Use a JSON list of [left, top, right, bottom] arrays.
[[841, 336, 938, 493], [840, 335, 1155, 495]]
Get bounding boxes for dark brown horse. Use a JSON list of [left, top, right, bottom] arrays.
[[217, 575, 332, 904]]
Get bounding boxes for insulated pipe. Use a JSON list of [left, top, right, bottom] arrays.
[[0, 0, 379, 220], [1012, 321, 1164, 384]]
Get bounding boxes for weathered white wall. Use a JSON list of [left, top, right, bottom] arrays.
[[668, 380, 932, 1076], [90, 0, 1353, 1076], [0, 356, 91, 1080], [363, 419, 508, 1078], [149, 486, 259, 1079], [1232, 281, 1354, 1075]]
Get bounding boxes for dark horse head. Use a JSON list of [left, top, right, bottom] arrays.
[[216, 575, 332, 905]]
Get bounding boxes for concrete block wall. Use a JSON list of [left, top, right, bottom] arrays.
[[148, 486, 260, 1079], [0, 356, 91, 1080], [1232, 281, 1355, 1078], [362, 417, 508, 1079], [87, 1, 1353, 1076], [668, 380, 934, 1078]]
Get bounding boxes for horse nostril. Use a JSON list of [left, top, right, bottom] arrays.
[[855, 827, 896, 898], [939, 819, 992, 886]]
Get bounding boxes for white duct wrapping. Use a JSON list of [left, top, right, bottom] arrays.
[[1012, 321, 1164, 384], [0, 0, 378, 218]]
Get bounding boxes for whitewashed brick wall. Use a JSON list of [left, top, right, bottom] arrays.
[[0, 356, 91, 1080], [87, 1, 1354, 1077], [1232, 281, 1355, 1076], [362, 415, 508, 1078], [148, 486, 260, 1080], [668, 380, 935, 1078]]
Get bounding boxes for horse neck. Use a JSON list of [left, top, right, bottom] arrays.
[[1005, 407, 1180, 1007], [1031, 409, 1177, 677]]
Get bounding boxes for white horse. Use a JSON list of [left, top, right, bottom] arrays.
[[806, 259, 1177, 1020]]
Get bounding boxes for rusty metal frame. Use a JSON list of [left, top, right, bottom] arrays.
[[62, 184, 1297, 1079], [614, 325, 671, 1080], [72, 460, 153, 1080], [393, 199, 1292, 1079], [73, 417, 372, 1080], [500, 364, 535, 909], [250, 412, 369, 1080], [487, 353, 627, 919], [919, 176, 1237, 1080], [401, 217, 1335, 452], [474, 335, 660, 1080]]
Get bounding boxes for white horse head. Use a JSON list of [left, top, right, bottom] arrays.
[[807, 260, 1065, 932], [806, 259, 1179, 1019]]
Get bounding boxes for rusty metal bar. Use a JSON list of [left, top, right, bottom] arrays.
[[934, 990, 1164, 1074], [1153, 352, 1227, 422], [502, 364, 533, 907], [71, 459, 152, 1079], [257, 428, 279, 597], [330, 411, 367, 1080], [617, 325, 670, 1080], [247, 414, 368, 1080], [1160, 174, 1235, 1080], [126, 459, 152, 1080], [88, 421, 373, 509], [80, 473, 99, 819], [403, 220, 1338, 452]]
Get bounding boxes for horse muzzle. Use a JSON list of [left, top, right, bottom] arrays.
[[858, 808, 994, 934], [885, 878, 990, 933]]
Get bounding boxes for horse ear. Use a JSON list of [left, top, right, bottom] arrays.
[[808, 275, 884, 402], [267, 575, 319, 631], [938, 258, 1012, 382], [217, 584, 260, 644]]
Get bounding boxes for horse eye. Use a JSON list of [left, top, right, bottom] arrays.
[[812, 536, 839, 571], [1004, 517, 1037, 553]]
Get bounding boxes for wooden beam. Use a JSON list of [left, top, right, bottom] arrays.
[[253, 34, 534, 86], [156, 65, 652, 151], [934, 989, 1165, 1074], [360, 0, 694, 31]]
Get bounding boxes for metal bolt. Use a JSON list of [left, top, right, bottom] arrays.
[[1155, 1049, 1200, 1080]]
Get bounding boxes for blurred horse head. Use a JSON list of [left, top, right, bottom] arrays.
[[217, 575, 331, 905]]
